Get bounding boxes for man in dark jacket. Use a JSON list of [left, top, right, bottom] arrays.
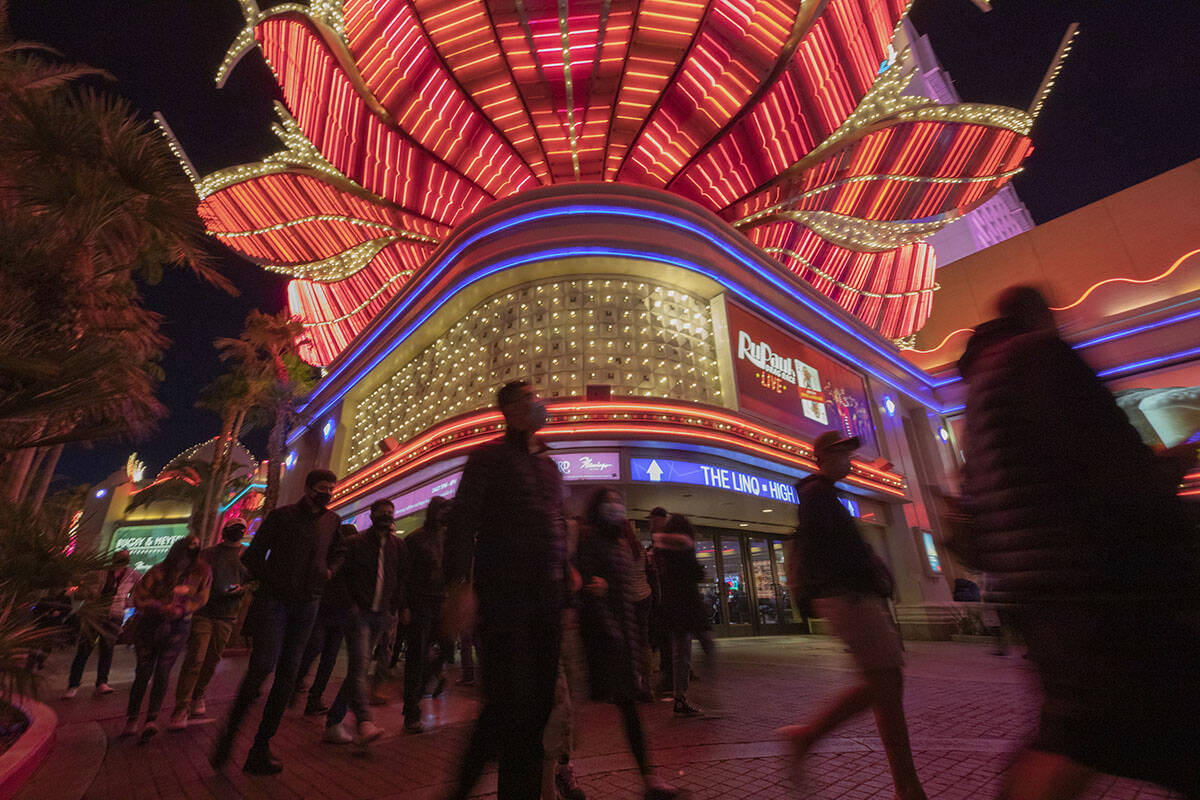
[[780, 431, 926, 800], [323, 499, 407, 747], [959, 286, 1200, 799], [169, 518, 251, 729], [443, 380, 568, 800], [402, 496, 451, 733], [212, 469, 344, 775]]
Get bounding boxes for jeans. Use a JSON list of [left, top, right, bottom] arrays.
[[68, 615, 121, 688], [669, 628, 715, 699], [403, 596, 446, 722], [448, 605, 562, 800], [219, 597, 319, 752], [297, 605, 348, 705], [127, 617, 190, 721], [173, 616, 235, 714], [327, 608, 390, 726]]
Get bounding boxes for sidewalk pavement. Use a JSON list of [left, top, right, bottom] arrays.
[[15, 636, 1180, 800]]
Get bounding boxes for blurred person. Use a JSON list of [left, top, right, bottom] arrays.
[[293, 524, 358, 716], [956, 286, 1200, 800], [63, 549, 139, 698], [323, 499, 408, 747], [576, 488, 681, 799], [454, 631, 476, 686], [442, 381, 569, 800], [123, 536, 211, 741], [211, 469, 345, 776], [168, 519, 250, 729], [624, 519, 654, 702], [644, 507, 672, 696], [779, 431, 925, 800], [652, 514, 715, 716], [402, 496, 451, 733]]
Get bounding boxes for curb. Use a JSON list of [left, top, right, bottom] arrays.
[[0, 699, 56, 800]]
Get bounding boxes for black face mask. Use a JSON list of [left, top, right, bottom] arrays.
[[311, 491, 333, 509], [371, 516, 392, 530], [186, 546, 200, 559]]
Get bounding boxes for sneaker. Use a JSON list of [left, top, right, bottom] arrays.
[[62, 687, 78, 699], [242, 747, 283, 775], [95, 683, 114, 695], [555, 762, 586, 800], [139, 720, 159, 743], [119, 718, 139, 738], [356, 720, 384, 745], [403, 719, 425, 734], [673, 698, 701, 716], [167, 710, 189, 731], [322, 722, 353, 745], [304, 702, 330, 716], [190, 698, 207, 717]]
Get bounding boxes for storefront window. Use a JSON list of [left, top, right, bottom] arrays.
[[720, 538, 751, 626], [749, 538, 779, 625], [694, 538, 722, 627], [772, 540, 796, 623]]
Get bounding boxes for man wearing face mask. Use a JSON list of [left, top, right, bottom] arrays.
[[212, 469, 345, 776], [443, 380, 569, 800], [169, 518, 251, 730], [323, 499, 408, 746]]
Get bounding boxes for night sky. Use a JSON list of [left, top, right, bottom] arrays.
[[10, 0, 1200, 487]]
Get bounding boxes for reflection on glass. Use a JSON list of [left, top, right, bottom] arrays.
[[694, 538, 723, 626], [749, 538, 779, 626], [721, 537, 751, 625], [772, 540, 796, 623]]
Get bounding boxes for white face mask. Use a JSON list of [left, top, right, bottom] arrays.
[[599, 502, 626, 525]]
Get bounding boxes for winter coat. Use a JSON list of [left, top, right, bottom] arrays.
[[575, 522, 638, 702], [960, 328, 1200, 606], [651, 534, 707, 633], [243, 498, 345, 604]]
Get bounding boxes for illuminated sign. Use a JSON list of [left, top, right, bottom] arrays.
[[553, 452, 621, 482], [110, 524, 189, 572], [922, 531, 942, 573], [726, 302, 878, 455], [630, 458, 798, 504]]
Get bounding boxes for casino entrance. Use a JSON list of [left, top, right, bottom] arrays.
[[692, 529, 807, 637]]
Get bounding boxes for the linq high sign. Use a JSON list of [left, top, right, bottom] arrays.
[[631, 458, 798, 503], [726, 302, 877, 455]]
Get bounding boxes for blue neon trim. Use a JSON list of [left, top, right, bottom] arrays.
[[219, 482, 266, 513], [290, 243, 948, 445], [1096, 345, 1200, 378], [1076, 307, 1200, 350], [290, 204, 947, 444]]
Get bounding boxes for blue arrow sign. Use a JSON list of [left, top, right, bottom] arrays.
[[630, 458, 799, 504]]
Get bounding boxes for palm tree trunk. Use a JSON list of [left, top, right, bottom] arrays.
[[197, 408, 236, 543], [29, 443, 64, 507], [18, 446, 48, 503], [207, 406, 248, 544], [262, 409, 288, 518]]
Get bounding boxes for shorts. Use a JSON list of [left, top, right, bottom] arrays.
[[812, 594, 903, 673]]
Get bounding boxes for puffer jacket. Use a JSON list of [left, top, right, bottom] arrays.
[[960, 327, 1199, 605]]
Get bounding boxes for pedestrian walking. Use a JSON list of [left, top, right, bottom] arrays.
[[402, 496, 451, 733], [168, 519, 250, 729], [123, 536, 211, 741], [323, 499, 408, 747], [624, 520, 654, 702], [576, 488, 681, 799], [779, 430, 926, 800], [644, 507, 673, 696], [211, 469, 345, 775], [63, 549, 139, 698], [652, 514, 715, 716], [442, 380, 569, 800], [956, 286, 1200, 800], [292, 525, 358, 716]]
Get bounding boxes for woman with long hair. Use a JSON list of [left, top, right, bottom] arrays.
[[123, 535, 211, 740], [576, 487, 681, 799]]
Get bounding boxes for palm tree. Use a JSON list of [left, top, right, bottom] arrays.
[[216, 311, 317, 522], [0, 6, 231, 495], [193, 370, 262, 543], [124, 455, 252, 538]]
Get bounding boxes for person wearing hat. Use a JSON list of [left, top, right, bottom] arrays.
[[63, 549, 140, 698], [779, 431, 926, 800], [168, 518, 251, 730]]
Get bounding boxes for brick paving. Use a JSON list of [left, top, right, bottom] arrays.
[[17, 636, 1181, 800]]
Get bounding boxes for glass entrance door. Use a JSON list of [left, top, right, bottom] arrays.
[[749, 537, 781, 628], [718, 536, 752, 632]]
